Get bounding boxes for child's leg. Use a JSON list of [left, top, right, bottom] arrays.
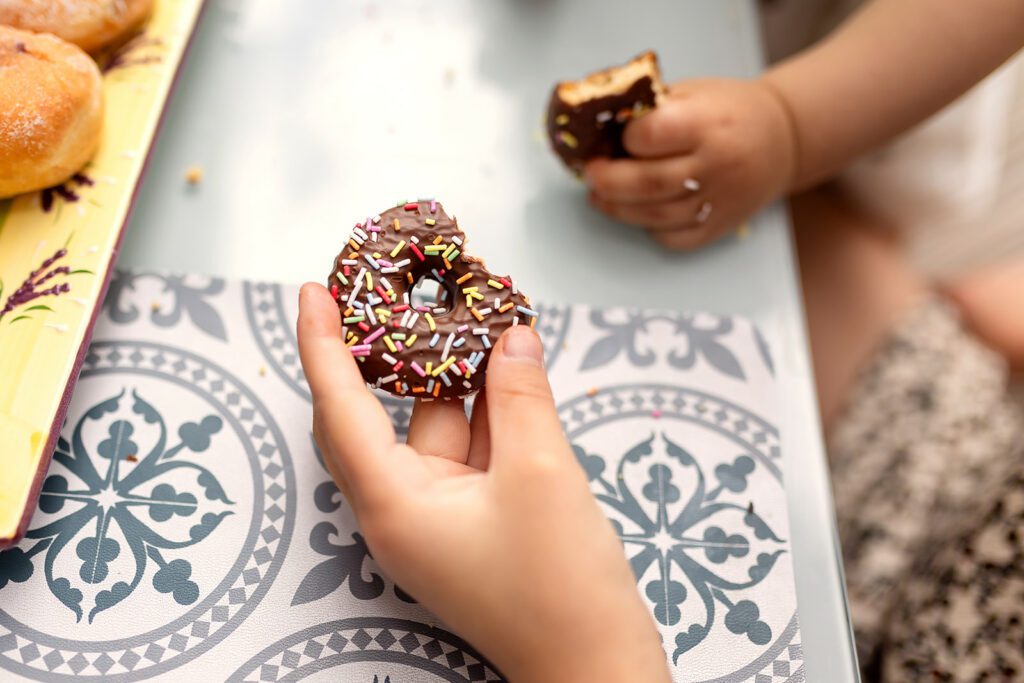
[[792, 187, 1024, 676], [945, 258, 1024, 374], [791, 185, 928, 428]]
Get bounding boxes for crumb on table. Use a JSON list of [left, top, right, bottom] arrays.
[[184, 165, 204, 184]]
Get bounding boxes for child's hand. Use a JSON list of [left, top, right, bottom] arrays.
[[585, 79, 796, 250], [297, 283, 670, 683]]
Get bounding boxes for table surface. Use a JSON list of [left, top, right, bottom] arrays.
[[118, 0, 859, 679]]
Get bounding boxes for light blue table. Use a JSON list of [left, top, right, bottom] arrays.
[[119, 0, 859, 679]]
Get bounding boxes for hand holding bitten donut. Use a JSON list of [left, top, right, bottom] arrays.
[[585, 79, 797, 251], [0, 25, 103, 199], [297, 283, 670, 683], [0, 0, 155, 54]]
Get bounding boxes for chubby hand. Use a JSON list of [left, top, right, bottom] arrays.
[[297, 283, 669, 683], [585, 78, 796, 250]]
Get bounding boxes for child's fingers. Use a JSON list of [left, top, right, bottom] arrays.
[[623, 99, 700, 158], [585, 156, 703, 204], [297, 283, 398, 496], [590, 194, 706, 231], [466, 394, 492, 471], [484, 326, 567, 470], [407, 398, 471, 464], [312, 411, 353, 500]]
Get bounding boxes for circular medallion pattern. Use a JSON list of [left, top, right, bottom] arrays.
[[0, 341, 296, 681], [560, 383, 799, 682]]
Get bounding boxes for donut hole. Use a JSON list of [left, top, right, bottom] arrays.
[[410, 274, 458, 316]]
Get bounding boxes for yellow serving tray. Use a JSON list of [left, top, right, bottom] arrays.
[[0, 0, 206, 548]]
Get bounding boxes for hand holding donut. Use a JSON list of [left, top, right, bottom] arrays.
[[297, 283, 670, 683], [585, 79, 797, 251]]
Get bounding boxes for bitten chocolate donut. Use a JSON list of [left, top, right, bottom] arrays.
[[328, 200, 536, 400], [546, 51, 666, 172]]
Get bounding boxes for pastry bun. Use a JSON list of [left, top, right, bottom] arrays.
[[0, 25, 103, 199], [0, 0, 155, 54]]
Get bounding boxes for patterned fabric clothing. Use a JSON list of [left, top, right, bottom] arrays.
[[829, 300, 1024, 681]]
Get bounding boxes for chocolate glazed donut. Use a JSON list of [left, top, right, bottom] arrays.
[[546, 50, 666, 173], [328, 200, 536, 400]]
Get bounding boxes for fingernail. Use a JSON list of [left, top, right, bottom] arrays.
[[501, 326, 543, 366]]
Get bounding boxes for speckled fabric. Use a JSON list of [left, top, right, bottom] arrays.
[[885, 471, 1024, 682], [828, 300, 1024, 681]]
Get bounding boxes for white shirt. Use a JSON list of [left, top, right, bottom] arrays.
[[759, 0, 1024, 274]]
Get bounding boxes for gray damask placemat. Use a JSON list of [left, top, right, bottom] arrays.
[[0, 270, 803, 682]]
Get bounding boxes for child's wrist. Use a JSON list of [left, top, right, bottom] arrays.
[[757, 75, 802, 195]]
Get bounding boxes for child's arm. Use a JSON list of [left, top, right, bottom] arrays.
[[585, 0, 1024, 250], [297, 283, 670, 683], [766, 0, 1024, 190]]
